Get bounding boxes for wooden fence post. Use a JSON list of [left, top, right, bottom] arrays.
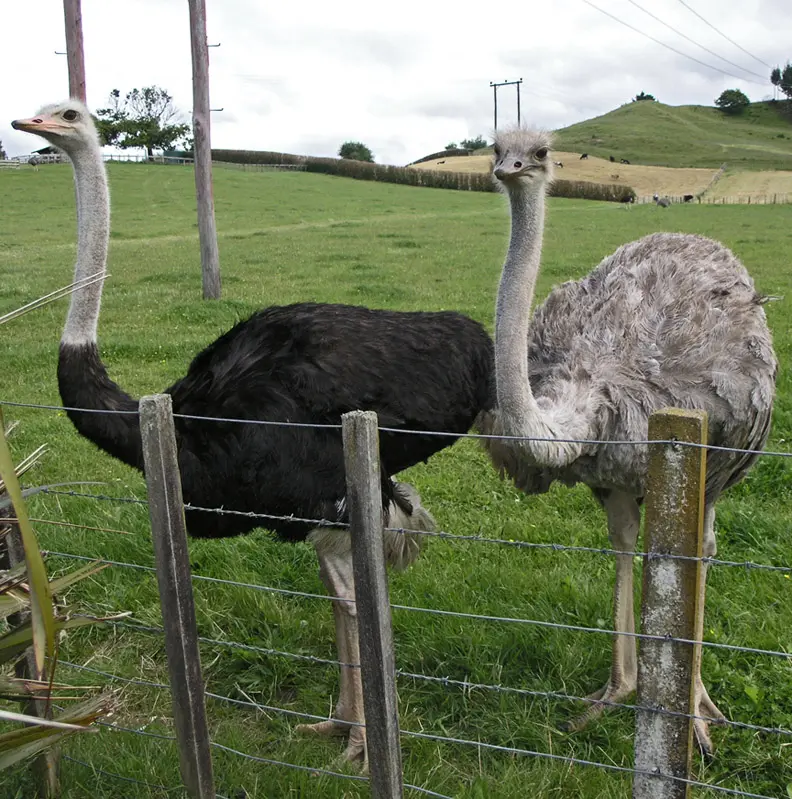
[[633, 409, 707, 799], [139, 394, 215, 799], [342, 410, 404, 799]]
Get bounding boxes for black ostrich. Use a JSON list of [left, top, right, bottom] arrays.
[[12, 101, 494, 765]]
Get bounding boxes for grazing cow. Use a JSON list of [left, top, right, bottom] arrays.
[[580, 153, 589, 160], [620, 158, 631, 165], [609, 155, 616, 162], [683, 194, 694, 202], [554, 161, 564, 168], [437, 160, 445, 165], [653, 193, 671, 208]]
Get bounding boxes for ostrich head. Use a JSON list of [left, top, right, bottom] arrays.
[[11, 100, 98, 156], [492, 128, 554, 188]]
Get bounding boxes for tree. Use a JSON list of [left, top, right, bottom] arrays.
[[460, 135, 488, 151], [632, 91, 656, 102], [715, 88, 750, 115], [770, 62, 792, 100], [0, 140, 6, 161], [96, 87, 191, 159], [445, 142, 458, 150], [338, 141, 374, 162]]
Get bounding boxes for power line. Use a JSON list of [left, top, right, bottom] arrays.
[[580, 0, 769, 85], [624, 0, 767, 81], [675, 0, 773, 70]]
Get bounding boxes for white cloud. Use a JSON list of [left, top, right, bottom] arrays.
[[1, 0, 789, 163]]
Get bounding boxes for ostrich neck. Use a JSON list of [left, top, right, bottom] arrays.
[[494, 180, 547, 432], [57, 137, 143, 472], [63, 141, 109, 345]]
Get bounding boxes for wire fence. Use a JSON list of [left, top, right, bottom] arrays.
[[2, 398, 790, 799]]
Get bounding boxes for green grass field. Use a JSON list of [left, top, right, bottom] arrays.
[[1, 163, 791, 798], [551, 100, 792, 170]]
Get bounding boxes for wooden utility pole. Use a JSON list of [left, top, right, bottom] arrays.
[[187, 0, 222, 300], [63, 0, 86, 102], [489, 79, 522, 130]]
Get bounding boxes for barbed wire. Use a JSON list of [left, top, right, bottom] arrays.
[[58, 659, 784, 799], [47, 548, 792, 662], [62, 755, 182, 794], [399, 730, 780, 799], [56, 663, 443, 797], [58, 664, 774, 799], [55, 657, 792, 742], [3, 398, 791, 458], [38, 492, 792, 576], [105, 619, 362, 670]]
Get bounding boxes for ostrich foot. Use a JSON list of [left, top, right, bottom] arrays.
[[560, 677, 636, 733], [693, 680, 727, 757], [296, 719, 367, 767]]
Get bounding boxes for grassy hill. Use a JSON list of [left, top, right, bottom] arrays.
[[2, 164, 791, 797], [553, 100, 792, 170]]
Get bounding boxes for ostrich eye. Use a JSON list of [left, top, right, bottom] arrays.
[[62, 109, 78, 121], [535, 147, 548, 160]]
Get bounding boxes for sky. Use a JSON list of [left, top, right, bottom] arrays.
[[1, 0, 790, 164]]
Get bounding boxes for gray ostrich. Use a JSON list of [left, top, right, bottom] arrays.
[[479, 128, 776, 752]]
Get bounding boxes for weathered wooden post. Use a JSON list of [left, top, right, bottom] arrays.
[[633, 409, 707, 799], [62, 0, 86, 102], [187, 0, 222, 300], [342, 410, 404, 799], [140, 394, 215, 799]]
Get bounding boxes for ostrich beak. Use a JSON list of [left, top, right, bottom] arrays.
[[11, 114, 65, 135], [494, 160, 531, 180]]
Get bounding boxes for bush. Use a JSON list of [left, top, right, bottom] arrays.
[[209, 148, 636, 202], [715, 89, 750, 115], [460, 135, 488, 151], [338, 141, 374, 162]]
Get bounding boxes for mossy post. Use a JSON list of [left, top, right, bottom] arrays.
[[633, 409, 707, 799]]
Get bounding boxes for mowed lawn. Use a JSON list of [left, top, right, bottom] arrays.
[[1, 163, 791, 799]]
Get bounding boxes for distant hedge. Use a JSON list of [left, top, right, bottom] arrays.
[[407, 148, 472, 165], [208, 148, 636, 203]]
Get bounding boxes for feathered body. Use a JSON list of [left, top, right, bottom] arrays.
[[59, 302, 493, 541], [481, 126, 776, 752], [14, 99, 494, 765], [481, 231, 776, 501]]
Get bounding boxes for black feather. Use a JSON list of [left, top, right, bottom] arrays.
[[59, 302, 494, 542]]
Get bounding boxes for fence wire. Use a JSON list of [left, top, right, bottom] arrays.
[[60, 653, 792, 746], [56, 661, 784, 799], [3, 398, 792, 459], [46, 547, 792, 662], [38, 489, 792, 577], [7, 398, 790, 796]]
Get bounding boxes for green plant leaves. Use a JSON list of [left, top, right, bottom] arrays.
[[0, 426, 54, 677]]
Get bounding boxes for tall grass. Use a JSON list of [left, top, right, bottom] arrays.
[[0, 163, 790, 798]]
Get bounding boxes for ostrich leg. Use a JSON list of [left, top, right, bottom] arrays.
[[298, 532, 367, 767], [693, 504, 726, 755], [565, 490, 640, 730]]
